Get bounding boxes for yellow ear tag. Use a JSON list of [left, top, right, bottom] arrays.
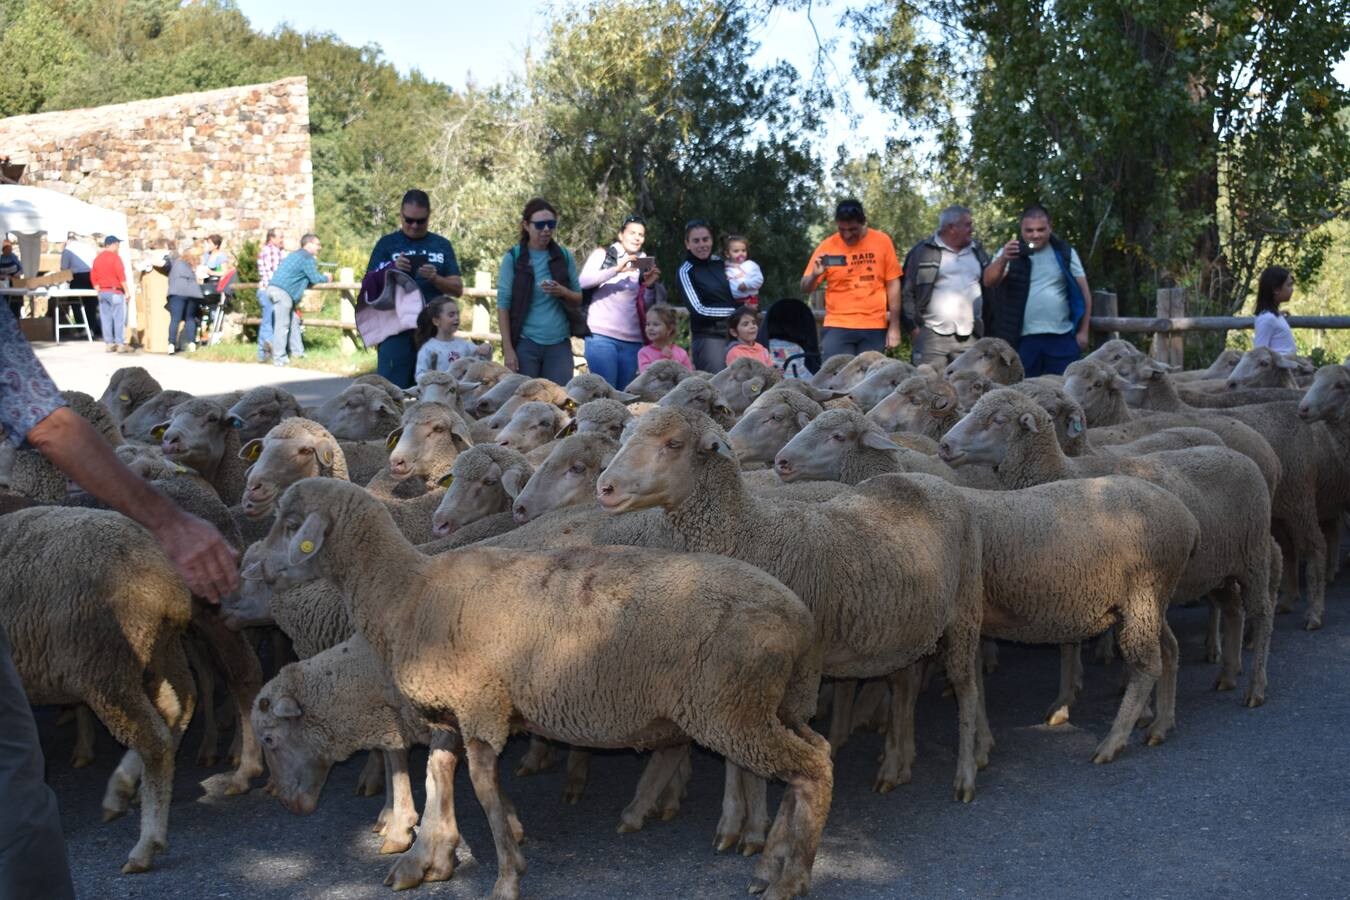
[[437, 473, 454, 488], [174, 464, 189, 474], [750, 384, 761, 393], [300, 539, 315, 554], [118, 393, 130, 402]]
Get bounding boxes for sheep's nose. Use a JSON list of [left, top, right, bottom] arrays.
[[432, 518, 452, 537], [597, 481, 614, 496], [1225, 379, 1239, 390], [513, 503, 530, 525], [1298, 404, 1311, 420], [774, 457, 793, 475], [497, 438, 512, 448]]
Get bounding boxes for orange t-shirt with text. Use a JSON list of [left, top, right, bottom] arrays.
[[802, 229, 902, 329]]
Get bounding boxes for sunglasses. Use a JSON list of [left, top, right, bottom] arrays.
[[403, 215, 429, 226], [530, 219, 558, 231]]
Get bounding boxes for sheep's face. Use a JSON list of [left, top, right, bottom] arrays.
[[98, 368, 159, 425], [1014, 387, 1087, 456], [566, 374, 635, 408], [495, 402, 569, 454], [431, 452, 529, 536], [710, 359, 780, 415], [158, 399, 231, 474], [624, 361, 690, 401], [121, 391, 190, 443], [810, 354, 855, 391], [849, 361, 915, 412], [775, 410, 895, 483], [474, 374, 530, 419], [828, 351, 887, 392], [728, 394, 816, 464], [865, 376, 954, 435], [1227, 348, 1299, 390], [1086, 339, 1146, 379], [417, 378, 468, 410], [948, 371, 994, 414], [657, 377, 735, 425], [512, 435, 616, 525], [944, 338, 1019, 383], [1297, 364, 1350, 424], [939, 398, 1028, 468], [114, 444, 181, 480], [574, 400, 631, 443], [597, 409, 734, 513], [311, 386, 401, 442], [240, 432, 338, 518], [220, 545, 276, 629], [252, 685, 333, 817], [1063, 361, 1130, 421], [387, 404, 472, 481], [226, 389, 303, 443]]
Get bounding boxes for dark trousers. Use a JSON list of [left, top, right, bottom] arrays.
[[0, 627, 76, 900], [1017, 331, 1081, 377], [167, 295, 200, 351], [690, 334, 730, 374], [516, 336, 575, 385], [377, 330, 418, 389], [911, 327, 975, 369], [820, 326, 886, 360]]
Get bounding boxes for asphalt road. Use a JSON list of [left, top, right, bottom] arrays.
[[43, 575, 1350, 900]]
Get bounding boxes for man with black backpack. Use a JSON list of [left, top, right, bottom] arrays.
[[578, 214, 665, 389]]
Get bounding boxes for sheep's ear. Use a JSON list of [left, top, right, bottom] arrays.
[[699, 430, 737, 460], [555, 418, 577, 439], [240, 559, 264, 580], [862, 430, 900, 451], [998, 346, 1019, 365], [795, 410, 814, 430], [436, 471, 454, 488], [501, 466, 527, 499], [746, 376, 766, 396], [449, 419, 475, 451], [151, 421, 170, 440], [458, 380, 480, 393], [1108, 373, 1132, 393], [287, 513, 328, 565], [239, 439, 264, 463], [384, 427, 404, 451], [314, 438, 338, 470], [272, 695, 302, 719], [613, 390, 640, 404], [1018, 411, 1041, 433]]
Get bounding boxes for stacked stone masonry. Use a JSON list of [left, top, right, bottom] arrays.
[[0, 77, 314, 251]]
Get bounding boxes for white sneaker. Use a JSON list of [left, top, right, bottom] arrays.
[[167, 345, 176, 355]]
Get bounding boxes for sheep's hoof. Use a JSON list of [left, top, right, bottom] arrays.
[[1145, 730, 1168, 747], [222, 780, 250, 797], [1045, 705, 1071, 727], [102, 805, 125, 823], [616, 816, 644, 834], [953, 783, 976, 803], [71, 753, 94, 769], [715, 831, 741, 853], [562, 787, 583, 805], [740, 837, 765, 857], [1212, 676, 1238, 692], [747, 877, 770, 895], [355, 780, 382, 798], [380, 834, 414, 855], [197, 752, 218, 769], [1134, 705, 1155, 729], [1244, 691, 1266, 709], [1090, 743, 1121, 765], [1304, 616, 1323, 632], [121, 858, 152, 875], [384, 857, 428, 892], [660, 806, 680, 821]]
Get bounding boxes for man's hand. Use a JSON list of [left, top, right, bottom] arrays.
[[1002, 237, 1022, 258], [886, 323, 903, 349], [910, 327, 922, 338], [417, 263, 438, 281], [152, 510, 239, 603], [394, 255, 413, 273], [1076, 327, 1090, 351], [503, 346, 519, 372]]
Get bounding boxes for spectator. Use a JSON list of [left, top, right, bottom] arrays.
[[1252, 265, 1296, 354], [725, 304, 772, 367], [0, 307, 238, 900], [982, 204, 1093, 377], [580, 214, 664, 389], [723, 233, 764, 307], [166, 245, 204, 354], [496, 197, 584, 386], [255, 228, 285, 363], [90, 236, 130, 353], [365, 189, 464, 388], [638, 304, 694, 372], [0, 240, 22, 319], [799, 199, 903, 359], [414, 296, 489, 380], [266, 233, 330, 368], [902, 205, 993, 368], [203, 234, 230, 277], [676, 219, 738, 372]]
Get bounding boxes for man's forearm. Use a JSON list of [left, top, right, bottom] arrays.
[[886, 279, 902, 325], [434, 274, 465, 297], [983, 256, 1008, 287]]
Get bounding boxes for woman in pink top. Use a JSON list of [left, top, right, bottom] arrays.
[[637, 305, 693, 372], [724, 304, 772, 367]]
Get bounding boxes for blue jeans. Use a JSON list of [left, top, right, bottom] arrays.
[[257, 286, 275, 358], [377, 330, 417, 388], [1018, 331, 1081, 377], [584, 333, 642, 389], [516, 336, 575, 385], [167, 295, 200, 351], [266, 286, 304, 364], [98, 291, 126, 345], [820, 327, 886, 359]]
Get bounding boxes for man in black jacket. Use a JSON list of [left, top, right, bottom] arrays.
[[901, 206, 991, 368]]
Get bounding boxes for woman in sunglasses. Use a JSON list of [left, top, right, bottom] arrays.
[[364, 188, 464, 387], [497, 197, 585, 384]]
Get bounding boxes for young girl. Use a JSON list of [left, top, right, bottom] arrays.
[[415, 296, 490, 379], [723, 234, 763, 307], [1252, 265, 1296, 355], [637, 305, 693, 372], [724, 304, 772, 367]]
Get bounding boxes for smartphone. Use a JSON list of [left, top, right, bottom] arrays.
[[633, 257, 656, 272], [821, 254, 847, 267], [1016, 240, 1031, 257], [402, 253, 428, 272]]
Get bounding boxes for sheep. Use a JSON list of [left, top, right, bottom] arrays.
[[494, 401, 572, 456], [866, 374, 963, 441], [457, 359, 513, 404], [121, 389, 192, 443], [819, 350, 889, 392], [154, 398, 249, 505], [598, 407, 990, 802], [0, 507, 195, 874], [482, 378, 572, 433], [469, 373, 533, 418], [940, 388, 1276, 708], [947, 370, 995, 414], [412, 371, 477, 420], [943, 337, 1024, 384], [378, 401, 475, 493], [773, 409, 979, 488], [353, 372, 410, 406], [430, 444, 534, 537], [238, 418, 350, 519], [1175, 348, 1242, 382], [98, 366, 163, 426], [573, 397, 634, 442], [1008, 380, 1089, 456], [249, 477, 833, 900], [709, 357, 785, 415], [808, 353, 854, 390], [564, 373, 639, 408], [511, 433, 618, 525], [307, 384, 404, 442], [728, 385, 825, 466], [848, 359, 918, 412], [657, 375, 737, 428], [1178, 385, 1306, 409], [225, 385, 308, 442], [624, 358, 694, 401]]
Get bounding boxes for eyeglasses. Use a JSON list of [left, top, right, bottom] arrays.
[[530, 219, 557, 231], [403, 215, 428, 226]]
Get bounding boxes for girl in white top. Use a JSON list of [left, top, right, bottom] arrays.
[[723, 233, 764, 305], [1252, 265, 1296, 355], [414, 296, 490, 379]]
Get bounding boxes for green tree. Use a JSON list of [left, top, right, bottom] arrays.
[[0, 0, 90, 116]]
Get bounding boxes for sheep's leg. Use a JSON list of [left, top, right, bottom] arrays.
[[101, 749, 143, 822], [378, 749, 419, 854], [1322, 519, 1340, 583], [562, 748, 590, 805], [943, 626, 982, 802], [1046, 643, 1082, 726], [374, 752, 395, 833], [655, 743, 692, 821], [386, 732, 469, 890], [981, 639, 1000, 675], [617, 744, 688, 834], [184, 638, 218, 767], [873, 663, 921, 793], [1204, 600, 1223, 665], [1146, 622, 1180, 746], [850, 679, 890, 734], [514, 736, 556, 776], [825, 679, 856, 754], [1303, 527, 1328, 631], [356, 750, 385, 797], [1093, 628, 1118, 664], [745, 724, 833, 900], [464, 738, 526, 900], [1275, 538, 1298, 614], [974, 660, 994, 769], [714, 762, 749, 852], [1092, 608, 1162, 764], [1212, 583, 1245, 692], [72, 704, 97, 768], [1243, 541, 1278, 708], [190, 608, 264, 794]]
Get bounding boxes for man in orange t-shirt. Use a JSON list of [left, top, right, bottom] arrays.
[[800, 199, 903, 359]]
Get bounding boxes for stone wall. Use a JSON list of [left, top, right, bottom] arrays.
[[0, 77, 314, 253]]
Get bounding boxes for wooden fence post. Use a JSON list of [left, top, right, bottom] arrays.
[[1151, 287, 1186, 367], [1093, 290, 1118, 341], [471, 270, 492, 334]]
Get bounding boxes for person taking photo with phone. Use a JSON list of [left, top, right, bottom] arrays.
[[800, 199, 903, 359], [981, 203, 1093, 377], [579, 214, 664, 389]]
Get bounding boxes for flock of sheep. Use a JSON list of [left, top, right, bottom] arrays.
[[0, 335, 1345, 899]]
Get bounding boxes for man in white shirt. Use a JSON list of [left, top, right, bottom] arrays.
[[901, 206, 992, 368]]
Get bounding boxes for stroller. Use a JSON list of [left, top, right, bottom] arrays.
[[198, 268, 237, 345], [764, 298, 822, 375]]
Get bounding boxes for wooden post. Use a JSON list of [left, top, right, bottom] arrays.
[[472, 270, 492, 334], [1150, 287, 1186, 367], [1093, 290, 1118, 341]]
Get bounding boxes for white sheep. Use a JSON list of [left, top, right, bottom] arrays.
[[943, 337, 1024, 384], [98, 366, 164, 426], [564, 373, 639, 408], [430, 444, 534, 538], [624, 358, 694, 401], [709, 357, 785, 415], [573, 397, 635, 442]]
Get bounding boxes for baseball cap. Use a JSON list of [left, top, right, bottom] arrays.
[[103, 235, 121, 246]]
